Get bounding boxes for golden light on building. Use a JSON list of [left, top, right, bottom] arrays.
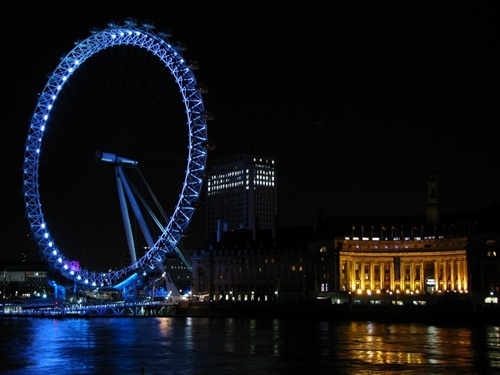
[[337, 237, 468, 295]]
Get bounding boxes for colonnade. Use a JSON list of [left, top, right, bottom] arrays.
[[340, 255, 468, 294]]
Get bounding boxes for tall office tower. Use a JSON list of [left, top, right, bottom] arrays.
[[205, 154, 277, 240]]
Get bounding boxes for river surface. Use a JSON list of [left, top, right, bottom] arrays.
[[1, 316, 499, 374]]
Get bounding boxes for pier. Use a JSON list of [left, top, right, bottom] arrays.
[[1, 299, 178, 318]]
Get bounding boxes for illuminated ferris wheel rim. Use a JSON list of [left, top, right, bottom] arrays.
[[23, 18, 209, 289]]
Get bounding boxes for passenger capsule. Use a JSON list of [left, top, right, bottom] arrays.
[[201, 111, 214, 121], [187, 60, 200, 70], [141, 20, 155, 30], [190, 201, 203, 208], [124, 17, 137, 27], [157, 27, 172, 38], [196, 84, 209, 93], [173, 41, 187, 51], [181, 229, 193, 237], [203, 141, 216, 151]]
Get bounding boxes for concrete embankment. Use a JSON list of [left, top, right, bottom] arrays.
[[2, 299, 498, 324], [175, 300, 500, 325]]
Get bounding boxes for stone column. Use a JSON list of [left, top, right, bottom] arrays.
[[380, 262, 385, 291], [463, 259, 470, 292], [434, 261, 439, 292], [457, 259, 462, 291], [450, 260, 455, 292], [357, 262, 361, 291], [349, 261, 355, 292], [370, 262, 375, 291], [420, 262, 424, 292], [390, 261, 395, 291], [400, 261, 404, 292], [410, 262, 415, 291], [443, 261, 447, 291], [349, 260, 355, 292]]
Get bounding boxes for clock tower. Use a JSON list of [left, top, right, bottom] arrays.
[[426, 174, 442, 225]]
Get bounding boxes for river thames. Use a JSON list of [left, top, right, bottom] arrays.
[[1, 316, 499, 374]]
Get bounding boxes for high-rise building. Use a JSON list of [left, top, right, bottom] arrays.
[[205, 154, 277, 240]]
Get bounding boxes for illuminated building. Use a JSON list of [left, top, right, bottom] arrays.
[[332, 176, 469, 296], [205, 154, 277, 240], [192, 174, 499, 306], [336, 236, 468, 295], [0, 260, 49, 299]]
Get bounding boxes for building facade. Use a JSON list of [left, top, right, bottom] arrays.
[[191, 174, 499, 305], [191, 225, 498, 304], [191, 227, 312, 303], [205, 154, 277, 240], [4, 173, 498, 306], [0, 260, 50, 299], [337, 237, 468, 295]]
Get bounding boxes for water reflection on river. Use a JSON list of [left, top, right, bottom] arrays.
[[1, 317, 499, 374]]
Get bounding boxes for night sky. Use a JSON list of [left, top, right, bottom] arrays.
[[2, 2, 499, 264]]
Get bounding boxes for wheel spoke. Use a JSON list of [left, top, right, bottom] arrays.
[[23, 19, 210, 292]]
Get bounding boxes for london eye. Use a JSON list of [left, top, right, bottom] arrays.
[[23, 18, 211, 294]]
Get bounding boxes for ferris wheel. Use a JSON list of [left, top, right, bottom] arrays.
[[23, 18, 212, 291]]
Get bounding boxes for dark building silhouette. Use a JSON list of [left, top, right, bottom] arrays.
[[2, 174, 498, 310], [205, 154, 278, 240], [191, 173, 499, 306]]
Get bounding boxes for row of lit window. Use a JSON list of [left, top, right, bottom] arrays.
[[214, 266, 304, 280], [208, 177, 274, 192], [254, 180, 275, 187], [207, 180, 245, 193], [253, 158, 275, 166], [213, 264, 305, 272], [208, 168, 274, 182]]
